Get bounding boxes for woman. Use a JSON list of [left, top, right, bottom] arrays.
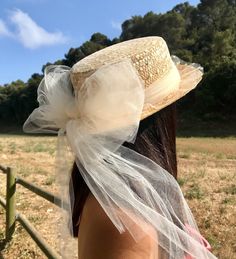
[[70, 103, 177, 259], [24, 36, 216, 258]]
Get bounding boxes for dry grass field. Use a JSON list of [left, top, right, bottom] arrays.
[[0, 135, 236, 259]]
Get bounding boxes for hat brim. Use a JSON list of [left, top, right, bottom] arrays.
[[141, 63, 203, 120]]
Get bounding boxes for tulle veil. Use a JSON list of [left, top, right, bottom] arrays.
[[23, 58, 217, 259]]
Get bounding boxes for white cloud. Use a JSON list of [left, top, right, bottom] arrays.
[[9, 9, 67, 49], [111, 21, 121, 31], [0, 19, 13, 37], [0, 9, 67, 49]]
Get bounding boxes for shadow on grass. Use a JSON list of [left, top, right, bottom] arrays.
[[1, 117, 236, 138], [0, 238, 7, 259], [177, 116, 236, 138], [0, 127, 56, 137]]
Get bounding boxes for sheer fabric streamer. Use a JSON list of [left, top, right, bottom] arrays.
[[23, 59, 217, 259]]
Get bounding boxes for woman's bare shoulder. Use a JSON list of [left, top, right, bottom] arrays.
[[78, 193, 158, 259]]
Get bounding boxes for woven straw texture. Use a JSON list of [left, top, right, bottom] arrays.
[[70, 36, 202, 120]]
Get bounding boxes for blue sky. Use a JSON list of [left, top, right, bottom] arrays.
[[0, 0, 200, 85]]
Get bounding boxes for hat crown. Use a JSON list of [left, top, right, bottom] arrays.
[[71, 36, 172, 90]]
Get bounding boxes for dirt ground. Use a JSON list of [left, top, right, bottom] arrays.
[[0, 135, 236, 259]]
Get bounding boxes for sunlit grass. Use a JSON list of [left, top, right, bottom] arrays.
[[0, 135, 236, 258]]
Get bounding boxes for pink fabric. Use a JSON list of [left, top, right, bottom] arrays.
[[184, 224, 211, 259]]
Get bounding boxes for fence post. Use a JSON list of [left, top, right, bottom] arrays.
[[6, 167, 16, 241]]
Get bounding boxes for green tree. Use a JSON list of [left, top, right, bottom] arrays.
[[63, 33, 112, 67], [194, 61, 236, 116], [189, 0, 236, 69], [1, 0, 236, 131]]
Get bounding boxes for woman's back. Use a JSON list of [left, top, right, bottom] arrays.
[[78, 192, 158, 259]]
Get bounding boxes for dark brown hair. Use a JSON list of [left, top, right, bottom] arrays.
[[69, 103, 177, 237]]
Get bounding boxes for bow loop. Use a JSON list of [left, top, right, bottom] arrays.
[[23, 65, 77, 133]]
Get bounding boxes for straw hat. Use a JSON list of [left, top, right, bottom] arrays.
[[70, 36, 203, 120]]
